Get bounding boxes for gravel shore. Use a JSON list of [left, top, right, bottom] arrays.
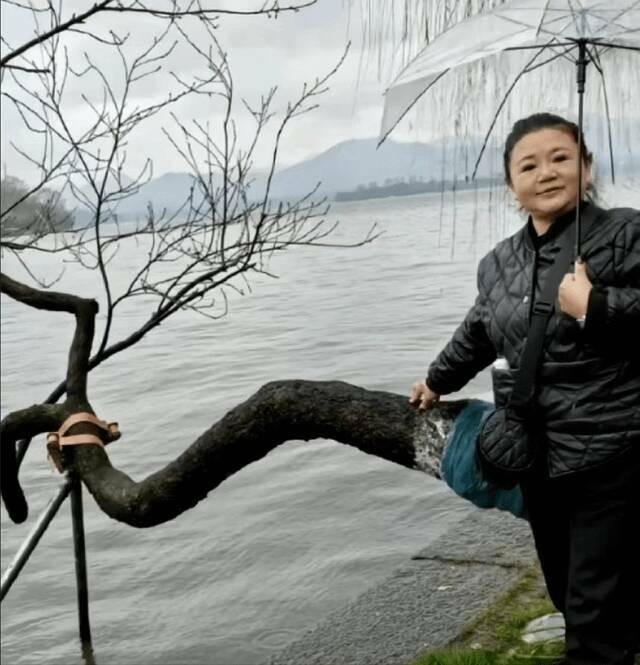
[[271, 508, 536, 665]]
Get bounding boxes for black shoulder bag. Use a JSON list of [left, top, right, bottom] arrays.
[[475, 216, 589, 489]]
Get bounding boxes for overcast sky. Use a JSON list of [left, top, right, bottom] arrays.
[[2, 1, 639, 187], [1, 1, 405, 185]]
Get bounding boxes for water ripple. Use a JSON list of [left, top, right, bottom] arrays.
[[1, 189, 518, 665]]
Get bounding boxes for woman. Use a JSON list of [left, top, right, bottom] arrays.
[[410, 113, 639, 664]]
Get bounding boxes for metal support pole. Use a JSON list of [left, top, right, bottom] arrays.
[[1, 480, 72, 601], [69, 474, 93, 656]]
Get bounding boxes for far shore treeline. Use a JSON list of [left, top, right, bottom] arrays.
[[335, 176, 503, 202], [1, 176, 74, 237]]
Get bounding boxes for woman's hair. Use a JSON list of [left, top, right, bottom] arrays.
[[503, 113, 594, 187]]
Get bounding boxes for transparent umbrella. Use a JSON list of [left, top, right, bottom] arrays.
[[379, 0, 640, 257]]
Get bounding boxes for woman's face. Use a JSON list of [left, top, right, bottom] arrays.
[[508, 127, 591, 224]]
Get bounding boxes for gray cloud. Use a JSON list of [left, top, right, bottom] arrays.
[[1, 0, 392, 185], [4, 1, 636, 188]]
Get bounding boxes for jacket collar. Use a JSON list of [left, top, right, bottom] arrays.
[[524, 200, 602, 251]]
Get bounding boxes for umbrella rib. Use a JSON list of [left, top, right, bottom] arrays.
[[586, 43, 605, 75], [378, 69, 450, 147], [471, 43, 551, 180], [497, 13, 568, 36], [588, 44, 616, 183], [592, 41, 640, 52], [497, 7, 588, 41], [536, 0, 553, 37], [381, 1, 640, 153], [506, 40, 640, 53], [505, 40, 577, 51], [510, 3, 640, 43], [601, 21, 640, 37], [565, 0, 587, 36], [605, 0, 640, 34], [523, 44, 577, 72], [570, 2, 640, 39]]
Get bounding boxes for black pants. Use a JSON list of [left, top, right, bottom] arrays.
[[521, 447, 640, 665]]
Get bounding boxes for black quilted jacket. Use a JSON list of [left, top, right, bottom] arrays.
[[426, 202, 640, 477]]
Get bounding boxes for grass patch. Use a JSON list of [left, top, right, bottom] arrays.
[[410, 648, 561, 665], [409, 564, 564, 665]]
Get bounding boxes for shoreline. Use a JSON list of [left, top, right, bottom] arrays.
[[271, 508, 535, 665]]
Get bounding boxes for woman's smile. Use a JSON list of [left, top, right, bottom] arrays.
[[538, 186, 563, 196]]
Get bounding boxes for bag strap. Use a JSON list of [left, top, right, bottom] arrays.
[[509, 203, 600, 409]]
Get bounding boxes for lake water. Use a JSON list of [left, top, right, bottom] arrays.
[[1, 184, 637, 665]]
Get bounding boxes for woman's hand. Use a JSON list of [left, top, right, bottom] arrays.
[[409, 381, 440, 411], [558, 259, 592, 320]]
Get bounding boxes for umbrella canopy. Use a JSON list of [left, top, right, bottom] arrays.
[[379, 0, 639, 256], [381, 0, 640, 145]]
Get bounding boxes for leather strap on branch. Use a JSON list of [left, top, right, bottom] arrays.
[[47, 412, 120, 472]]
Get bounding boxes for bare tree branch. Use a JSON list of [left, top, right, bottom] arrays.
[[0, 0, 385, 540], [1, 1, 317, 68], [0, 271, 101, 521], [1, 272, 463, 529], [2, 378, 468, 527]]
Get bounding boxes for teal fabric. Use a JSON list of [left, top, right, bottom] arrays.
[[441, 400, 526, 520]]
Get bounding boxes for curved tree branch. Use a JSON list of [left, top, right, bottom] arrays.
[[0, 404, 68, 442], [1, 271, 469, 528], [1, 377, 469, 528], [0, 271, 89, 312], [1, 271, 99, 522], [63, 381, 468, 528], [0, 272, 98, 403], [0, 403, 70, 523]]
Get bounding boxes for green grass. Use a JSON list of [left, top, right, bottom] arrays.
[[410, 649, 561, 665], [409, 565, 564, 665]]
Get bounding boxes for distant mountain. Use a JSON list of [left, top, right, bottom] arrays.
[[119, 172, 200, 216], [107, 172, 199, 217], [70, 138, 494, 220], [255, 137, 500, 201], [68, 123, 640, 221], [70, 171, 202, 225]]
